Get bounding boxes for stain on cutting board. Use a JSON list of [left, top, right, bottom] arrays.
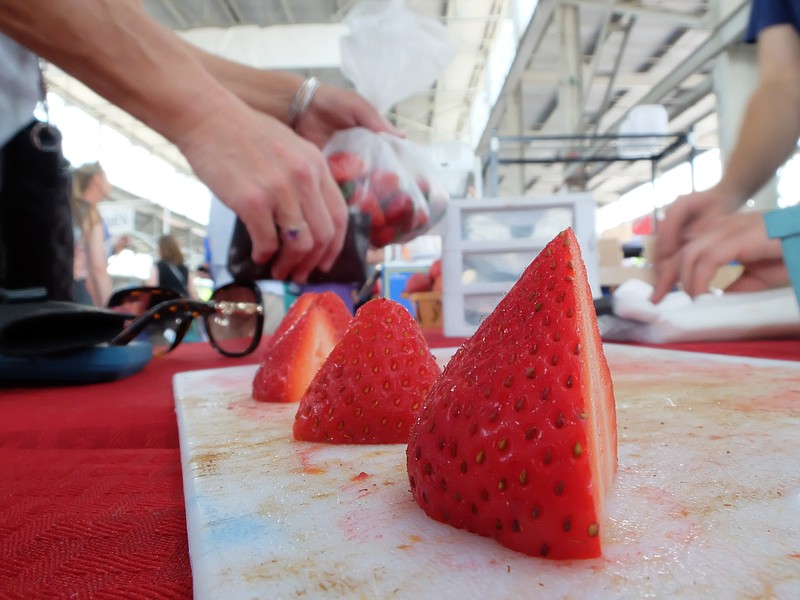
[[174, 344, 800, 600]]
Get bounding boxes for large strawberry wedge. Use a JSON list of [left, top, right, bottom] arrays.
[[294, 298, 441, 444], [262, 292, 317, 353], [252, 292, 352, 403], [406, 228, 617, 560]]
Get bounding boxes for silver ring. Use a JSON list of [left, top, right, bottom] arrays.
[[288, 77, 319, 124]]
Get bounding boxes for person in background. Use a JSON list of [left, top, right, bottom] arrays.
[[651, 0, 800, 304], [0, 1, 400, 287], [71, 162, 112, 306], [147, 233, 199, 300], [112, 234, 131, 256]]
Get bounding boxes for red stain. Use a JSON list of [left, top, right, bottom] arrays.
[[352, 471, 370, 481], [731, 391, 800, 413], [296, 446, 326, 475]]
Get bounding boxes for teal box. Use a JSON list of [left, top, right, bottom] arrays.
[[765, 205, 800, 306]]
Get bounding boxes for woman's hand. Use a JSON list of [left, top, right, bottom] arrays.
[[176, 95, 348, 284], [293, 82, 403, 149]]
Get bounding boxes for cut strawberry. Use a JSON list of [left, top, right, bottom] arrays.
[[310, 290, 354, 333], [252, 292, 352, 403], [261, 292, 317, 352], [406, 228, 617, 560], [404, 272, 434, 294], [412, 207, 430, 230], [293, 298, 441, 444], [428, 259, 442, 281], [327, 151, 366, 183], [350, 185, 386, 228], [369, 224, 396, 248], [383, 192, 414, 230], [368, 169, 401, 200]]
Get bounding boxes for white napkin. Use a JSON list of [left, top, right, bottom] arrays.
[[598, 279, 800, 343]]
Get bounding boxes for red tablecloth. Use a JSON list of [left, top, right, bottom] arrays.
[[2, 336, 798, 597]]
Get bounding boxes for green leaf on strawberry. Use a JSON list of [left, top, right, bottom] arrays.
[[406, 228, 617, 560], [338, 180, 357, 202], [293, 298, 441, 444]]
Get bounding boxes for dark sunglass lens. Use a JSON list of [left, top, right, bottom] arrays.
[[110, 292, 150, 317], [208, 286, 260, 354]]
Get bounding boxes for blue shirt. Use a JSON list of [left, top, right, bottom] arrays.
[[745, 0, 800, 42]]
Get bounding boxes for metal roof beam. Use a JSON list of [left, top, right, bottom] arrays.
[[565, 0, 707, 28], [523, 70, 705, 89], [476, 0, 559, 156], [599, 0, 750, 134]]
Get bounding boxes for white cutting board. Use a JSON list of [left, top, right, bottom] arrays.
[[174, 344, 800, 600]]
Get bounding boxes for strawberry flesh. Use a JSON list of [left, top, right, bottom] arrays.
[[252, 292, 351, 403], [406, 229, 617, 559], [261, 293, 316, 353], [293, 298, 441, 444]]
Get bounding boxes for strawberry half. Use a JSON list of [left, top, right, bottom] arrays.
[[368, 170, 401, 200], [261, 292, 316, 353], [252, 292, 352, 403], [293, 298, 441, 444], [383, 192, 414, 230], [327, 151, 366, 183], [350, 185, 386, 228], [406, 228, 617, 560]]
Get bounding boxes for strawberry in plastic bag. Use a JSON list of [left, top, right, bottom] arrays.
[[325, 128, 448, 247], [325, 1, 455, 248]]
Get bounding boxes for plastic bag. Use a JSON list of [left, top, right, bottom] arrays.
[[325, 0, 455, 247], [340, 0, 457, 115], [324, 128, 449, 247]]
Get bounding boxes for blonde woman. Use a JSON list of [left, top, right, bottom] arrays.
[[147, 233, 199, 300], [72, 162, 112, 306]]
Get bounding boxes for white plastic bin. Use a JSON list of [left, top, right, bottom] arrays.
[[441, 193, 599, 337]]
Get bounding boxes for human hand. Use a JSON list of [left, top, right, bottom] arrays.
[[651, 187, 744, 302], [176, 95, 348, 283], [293, 83, 403, 149], [651, 211, 788, 302]]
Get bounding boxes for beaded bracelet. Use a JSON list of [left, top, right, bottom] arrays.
[[288, 76, 319, 125]]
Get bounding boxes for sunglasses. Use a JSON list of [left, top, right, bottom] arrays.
[[106, 282, 265, 357]]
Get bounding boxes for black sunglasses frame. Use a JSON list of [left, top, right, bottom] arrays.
[[108, 282, 265, 357]]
